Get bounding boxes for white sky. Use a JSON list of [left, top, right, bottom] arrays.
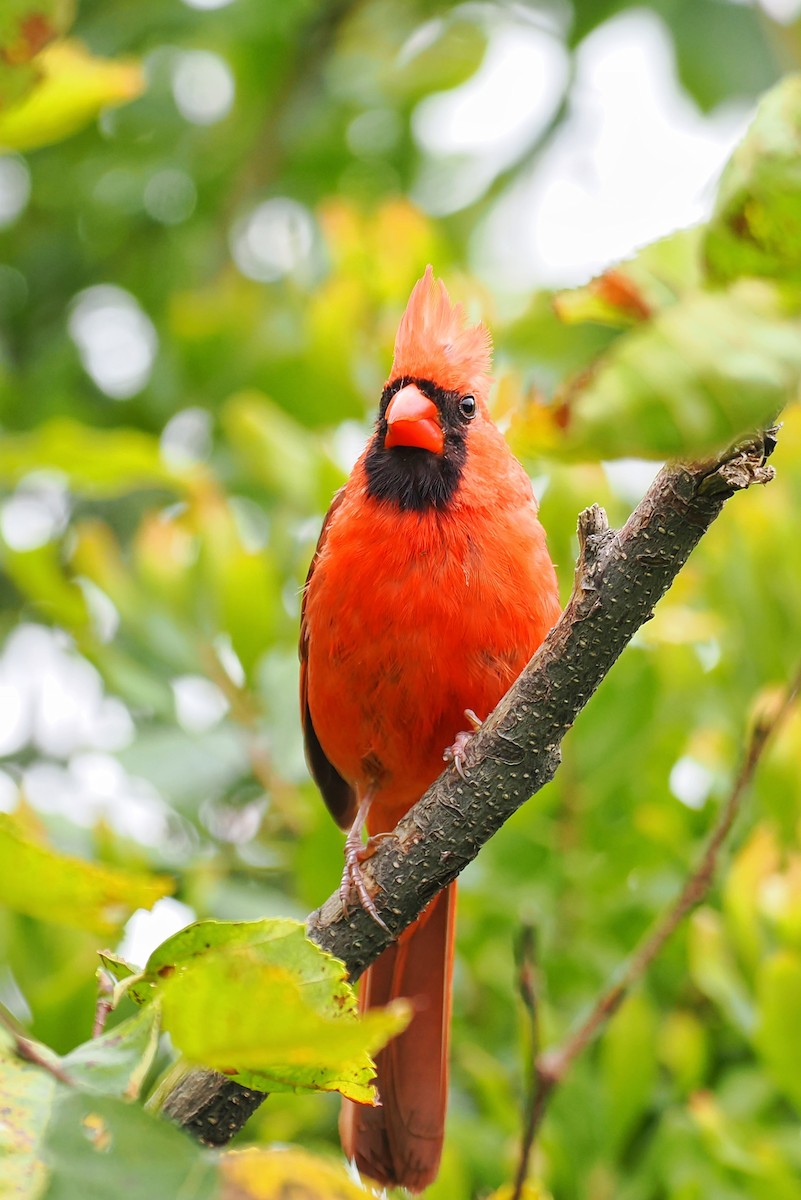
[[416, 7, 754, 290]]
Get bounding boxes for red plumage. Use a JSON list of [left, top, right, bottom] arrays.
[[300, 267, 560, 1191]]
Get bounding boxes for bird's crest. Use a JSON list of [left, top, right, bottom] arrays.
[[389, 266, 492, 399]]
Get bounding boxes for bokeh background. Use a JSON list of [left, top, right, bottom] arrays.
[[3, 1, 801, 1196]]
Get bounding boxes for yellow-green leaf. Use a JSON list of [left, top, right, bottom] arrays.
[[0, 39, 143, 152], [657, 1010, 709, 1094], [485, 1185, 552, 1200], [0, 1024, 57, 1199], [0, 418, 181, 497], [134, 919, 410, 1102], [723, 824, 779, 976], [756, 950, 801, 1111], [688, 908, 755, 1035], [220, 1147, 371, 1199], [0, 539, 91, 634], [0, 0, 73, 108], [0, 814, 173, 936]]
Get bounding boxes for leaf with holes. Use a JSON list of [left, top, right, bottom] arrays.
[[705, 74, 801, 285], [133, 919, 410, 1103], [553, 281, 801, 460]]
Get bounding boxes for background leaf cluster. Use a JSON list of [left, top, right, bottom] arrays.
[[2, 1, 801, 1197]]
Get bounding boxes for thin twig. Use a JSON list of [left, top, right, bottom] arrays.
[[13, 1036, 74, 1086], [0, 1007, 74, 1086], [511, 925, 542, 1200], [92, 969, 114, 1039], [511, 660, 801, 1181]]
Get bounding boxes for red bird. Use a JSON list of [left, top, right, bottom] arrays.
[[300, 267, 560, 1192]]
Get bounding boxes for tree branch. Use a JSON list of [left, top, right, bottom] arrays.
[[161, 431, 777, 1144]]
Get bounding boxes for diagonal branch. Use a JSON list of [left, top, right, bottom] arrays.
[[161, 430, 777, 1144]]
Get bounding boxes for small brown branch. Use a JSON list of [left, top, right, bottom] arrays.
[[511, 925, 542, 1200], [511, 659, 801, 1179], [13, 1036, 74, 1086], [92, 970, 114, 1039], [162, 432, 777, 1145], [0, 1007, 75, 1087]]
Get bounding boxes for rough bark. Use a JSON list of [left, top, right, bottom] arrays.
[[163, 431, 776, 1145]]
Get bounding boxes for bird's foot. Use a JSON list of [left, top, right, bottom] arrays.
[[340, 827, 392, 932], [443, 709, 483, 780]]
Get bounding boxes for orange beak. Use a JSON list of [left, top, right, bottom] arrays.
[[384, 384, 444, 455]]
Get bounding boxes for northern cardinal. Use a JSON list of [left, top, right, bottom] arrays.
[[300, 267, 560, 1191]]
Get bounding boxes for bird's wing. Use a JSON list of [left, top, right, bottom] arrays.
[[299, 486, 357, 830]]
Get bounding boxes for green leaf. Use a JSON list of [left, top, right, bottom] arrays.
[[600, 989, 657, 1152], [671, 1, 778, 114], [756, 950, 801, 1111], [723, 825, 779, 977], [2, 1002, 159, 1103], [97, 953, 140, 984], [195, 491, 281, 674], [135, 918, 410, 1102], [159, 951, 408, 1101], [688, 908, 755, 1035], [0, 40, 144, 153], [705, 74, 801, 285], [658, 1010, 709, 1094], [59, 1007, 160, 1100], [221, 390, 323, 508], [687, 1090, 774, 1178], [0, 539, 92, 635], [388, 16, 487, 102], [1, 1017, 217, 1199], [98, 954, 144, 1011], [554, 227, 704, 329], [41, 1092, 218, 1200], [554, 281, 801, 460], [0, 418, 182, 497], [0, 1025, 57, 1199], [0, 814, 173, 937]]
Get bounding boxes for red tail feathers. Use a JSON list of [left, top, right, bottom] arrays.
[[340, 883, 457, 1192]]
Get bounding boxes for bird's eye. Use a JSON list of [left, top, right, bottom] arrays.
[[459, 395, 476, 420]]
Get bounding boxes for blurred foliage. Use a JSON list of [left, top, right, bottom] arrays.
[[0, 810, 172, 935], [1, 0, 801, 1198]]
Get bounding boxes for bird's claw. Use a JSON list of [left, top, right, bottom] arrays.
[[339, 834, 391, 932], [443, 709, 483, 779], [443, 732, 472, 780]]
